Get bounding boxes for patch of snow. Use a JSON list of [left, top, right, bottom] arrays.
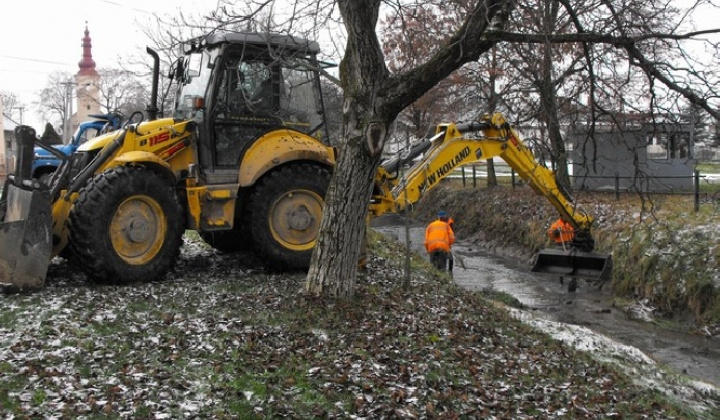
[[510, 308, 720, 413], [512, 309, 655, 365]]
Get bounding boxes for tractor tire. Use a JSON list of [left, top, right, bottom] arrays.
[[68, 165, 185, 283], [247, 163, 331, 270]]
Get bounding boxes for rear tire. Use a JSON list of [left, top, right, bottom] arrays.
[[68, 166, 184, 283], [247, 163, 331, 269]]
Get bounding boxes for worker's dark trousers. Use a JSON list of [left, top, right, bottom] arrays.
[[430, 250, 448, 271]]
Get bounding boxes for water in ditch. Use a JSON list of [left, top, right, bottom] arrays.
[[371, 214, 720, 389]]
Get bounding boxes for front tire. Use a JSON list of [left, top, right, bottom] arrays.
[[68, 166, 184, 283], [247, 163, 331, 269]]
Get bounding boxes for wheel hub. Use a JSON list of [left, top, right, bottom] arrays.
[[110, 195, 167, 264], [126, 218, 149, 243], [269, 189, 323, 249], [287, 205, 313, 231]]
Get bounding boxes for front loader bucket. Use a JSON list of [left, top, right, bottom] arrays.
[[0, 183, 52, 292], [531, 248, 613, 284]]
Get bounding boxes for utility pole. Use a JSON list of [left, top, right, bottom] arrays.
[[61, 81, 76, 143], [12, 106, 24, 125]]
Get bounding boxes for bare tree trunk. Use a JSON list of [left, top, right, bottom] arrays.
[[304, 0, 390, 298], [538, 45, 570, 189], [304, 113, 387, 297], [304, 0, 507, 297], [545, 102, 570, 188], [486, 160, 498, 187], [486, 47, 499, 187]]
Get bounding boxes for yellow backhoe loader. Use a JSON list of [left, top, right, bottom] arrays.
[[370, 112, 612, 283], [0, 31, 610, 292], [1, 32, 337, 291]]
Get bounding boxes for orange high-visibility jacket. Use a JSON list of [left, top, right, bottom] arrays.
[[548, 218, 574, 244], [424, 220, 455, 253]]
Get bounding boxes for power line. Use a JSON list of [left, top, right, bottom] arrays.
[[0, 54, 73, 66], [0, 68, 61, 75], [96, 0, 156, 14]]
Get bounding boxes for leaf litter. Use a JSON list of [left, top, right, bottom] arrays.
[[0, 231, 717, 419]]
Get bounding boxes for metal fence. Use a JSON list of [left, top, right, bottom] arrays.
[[453, 165, 720, 213]]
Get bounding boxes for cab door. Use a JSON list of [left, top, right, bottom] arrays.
[[210, 48, 282, 168]]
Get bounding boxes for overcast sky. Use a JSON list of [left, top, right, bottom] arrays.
[[0, 0, 218, 130], [2, 0, 718, 132]]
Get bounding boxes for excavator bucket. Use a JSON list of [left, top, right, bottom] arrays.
[[531, 248, 613, 284], [0, 126, 53, 292], [0, 185, 52, 291]]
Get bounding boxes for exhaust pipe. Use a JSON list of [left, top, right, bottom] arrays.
[[146, 47, 160, 121]]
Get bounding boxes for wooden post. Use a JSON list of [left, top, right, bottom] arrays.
[[694, 170, 700, 213], [403, 187, 411, 290]]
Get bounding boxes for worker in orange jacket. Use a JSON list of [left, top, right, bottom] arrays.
[[425, 211, 455, 272], [548, 218, 575, 246]]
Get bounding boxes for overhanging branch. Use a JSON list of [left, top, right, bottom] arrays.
[[483, 29, 720, 45]]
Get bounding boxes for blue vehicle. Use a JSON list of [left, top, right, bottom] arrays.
[[32, 113, 123, 183]]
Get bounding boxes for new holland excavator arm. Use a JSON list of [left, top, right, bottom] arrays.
[[370, 112, 612, 282]]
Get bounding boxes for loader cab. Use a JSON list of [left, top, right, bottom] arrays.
[[174, 32, 331, 178]]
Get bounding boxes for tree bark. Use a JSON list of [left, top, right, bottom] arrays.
[[538, 40, 570, 189], [305, 0, 511, 297], [305, 0, 389, 298], [487, 49, 499, 187], [304, 131, 383, 297]]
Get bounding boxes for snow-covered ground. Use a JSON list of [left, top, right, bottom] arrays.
[[512, 309, 720, 415]]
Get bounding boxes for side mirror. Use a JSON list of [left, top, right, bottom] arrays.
[[186, 53, 202, 78]]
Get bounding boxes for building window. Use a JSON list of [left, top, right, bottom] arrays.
[[646, 130, 690, 160]]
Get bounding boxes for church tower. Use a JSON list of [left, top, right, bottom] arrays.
[[72, 23, 101, 132]]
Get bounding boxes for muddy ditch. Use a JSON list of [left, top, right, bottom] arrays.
[[371, 214, 720, 390]]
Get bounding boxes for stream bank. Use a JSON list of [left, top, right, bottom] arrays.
[[411, 183, 720, 334], [371, 213, 720, 394]]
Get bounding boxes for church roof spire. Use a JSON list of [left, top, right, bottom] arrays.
[[78, 22, 98, 77]]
